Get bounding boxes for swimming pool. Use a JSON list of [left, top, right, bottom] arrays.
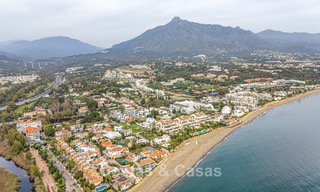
[[141, 168, 150, 173], [96, 184, 108, 191], [197, 130, 207, 134]]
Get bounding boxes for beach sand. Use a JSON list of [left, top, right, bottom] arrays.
[[129, 89, 320, 192]]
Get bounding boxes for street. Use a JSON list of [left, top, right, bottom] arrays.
[[0, 74, 63, 111], [48, 149, 83, 192]]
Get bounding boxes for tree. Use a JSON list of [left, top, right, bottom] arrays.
[[107, 174, 112, 182], [7, 129, 17, 146], [6, 101, 17, 112], [150, 110, 159, 118], [11, 140, 23, 155], [86, 99, 98, 111], [119, 105, 125, 113], [74, 170, 83, 180], [29, 165, 40, 179], [50, 99, 61, 113], [44, 126, 55, 137]]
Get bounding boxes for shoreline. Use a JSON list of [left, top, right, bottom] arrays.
[[129, 89, 320, 192]]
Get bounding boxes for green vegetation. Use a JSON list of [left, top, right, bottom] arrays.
[[0, 167, 21, 192], [15, 101, 37, 115], [0, 124, 45, 192], [119, 123, 144, 133]]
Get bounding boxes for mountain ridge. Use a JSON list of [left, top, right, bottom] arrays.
[[108, 17, 270, 57], [0, 36, 101, 60]]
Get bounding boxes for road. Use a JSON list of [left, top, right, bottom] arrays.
[[0, 121, 16, 127], [48, 149, 83, 192], [31, 149, 58, 192], [0, 74, 63, 111]]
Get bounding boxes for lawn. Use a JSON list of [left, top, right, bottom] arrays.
[[25, 90, 35, 98], [201, 85, 215, 90], [119, 123, 145, 133], [15, 101, 37, 115]]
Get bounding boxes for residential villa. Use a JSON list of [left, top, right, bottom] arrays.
[[23, 110, 47, 120], [26, 126, 40, 142], [135, 157, 157, 172], [17, 120, 42, 133], [140, 149, 168, 159], [154, 134, 171, 147], [79, 106, 89, 115], [57, 140, 103, 186], [155, 112, 212, 133], [55, 130, 71, 140], [112, 173, 133, 191]]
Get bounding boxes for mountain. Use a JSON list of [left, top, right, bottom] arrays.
[[0, 49, 34, 61], [257, 30, 320, 53], [108, 17, 269, 57], [0, 54, 24, 69], [0, 36, 101, 60]]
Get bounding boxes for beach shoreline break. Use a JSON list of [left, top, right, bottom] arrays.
[[129, 89, 320, 192]]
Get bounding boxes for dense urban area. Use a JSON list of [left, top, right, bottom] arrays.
[[1, 50, 320, 192]]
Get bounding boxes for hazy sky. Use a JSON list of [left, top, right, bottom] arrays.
[[0, 0, 319, 48]]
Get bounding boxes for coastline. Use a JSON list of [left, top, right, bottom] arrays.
[[129, 89, 320, 192]]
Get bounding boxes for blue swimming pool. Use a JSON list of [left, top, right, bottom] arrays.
[[141, 168, 149, 173], [96, 185, 108, 191], [197, 130, 207, 134]]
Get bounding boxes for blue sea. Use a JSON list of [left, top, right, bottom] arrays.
[[169, 93, 320, 192]]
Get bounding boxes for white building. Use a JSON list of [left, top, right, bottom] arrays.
[[170, 100, 214, 114], [17, 120, 42, 133], [26, 126, 40, 142], [232, 110, 245, 117], [114, 125, 123, 132], [138, 118, 157, 129], [154, 135, 171, 147], [221, 106, 231, 115], [105, 132, 122, 139], [70, 125, 84, 133]]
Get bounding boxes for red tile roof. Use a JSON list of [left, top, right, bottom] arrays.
[[26, 126, 39, 134]]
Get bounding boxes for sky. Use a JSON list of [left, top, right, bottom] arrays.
[[0, 0, 319, 48]]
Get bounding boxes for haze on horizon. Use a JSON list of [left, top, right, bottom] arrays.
[[1, 0, 319, 48]]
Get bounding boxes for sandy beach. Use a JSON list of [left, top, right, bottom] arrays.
[[129, 89, 320, 192]]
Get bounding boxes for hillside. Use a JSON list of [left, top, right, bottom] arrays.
[[108, 17, 269, 57], [0, 36, 101, 60], [257, 30, 320, 53]]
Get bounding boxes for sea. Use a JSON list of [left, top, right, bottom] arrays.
[[169, 93, 320, 192]]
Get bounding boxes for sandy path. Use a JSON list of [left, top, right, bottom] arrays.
[[31, 149, 58, 192], [130, 89, 320, 192]]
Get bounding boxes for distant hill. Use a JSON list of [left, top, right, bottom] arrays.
[[257, 30, 320, 53], [108, 17, 269, 57], [0, 36, 101, 60], [0, 54, 24, 69], [11, 18, 320, 64]]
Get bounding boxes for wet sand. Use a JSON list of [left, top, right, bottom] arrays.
[[129, 89, 320, 192]]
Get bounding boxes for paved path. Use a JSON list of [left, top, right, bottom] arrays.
[[31, 149, 58, 192]]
